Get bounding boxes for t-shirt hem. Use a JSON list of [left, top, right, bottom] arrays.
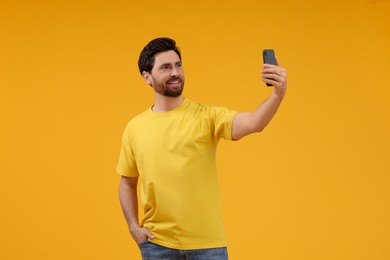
[[147, 238, 227, 250], [227, 111, 239, 141], [116, 168, 138, 177]]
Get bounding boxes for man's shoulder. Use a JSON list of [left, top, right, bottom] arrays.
[[123, 107, 152, 129]]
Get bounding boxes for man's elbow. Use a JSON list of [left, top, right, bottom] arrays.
[[232, 126, 263, 141], [255, 125, 266, 133], [248, 122, 265, 135]]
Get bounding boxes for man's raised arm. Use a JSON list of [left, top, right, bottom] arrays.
[[232, 63, 287, 140]]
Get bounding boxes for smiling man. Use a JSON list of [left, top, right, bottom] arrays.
[[117, 37, 287, 260]]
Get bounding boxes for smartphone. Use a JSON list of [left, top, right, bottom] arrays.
[[262, 49, 276, 86]]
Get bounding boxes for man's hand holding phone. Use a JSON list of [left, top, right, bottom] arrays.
[[262, 49, 287, 99]]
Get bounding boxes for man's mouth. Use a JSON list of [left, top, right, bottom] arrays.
[[167, 79, 181, 86]]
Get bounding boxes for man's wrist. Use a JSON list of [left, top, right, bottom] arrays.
[[272, 88, 285, 101], [129, 222, 141, 232]]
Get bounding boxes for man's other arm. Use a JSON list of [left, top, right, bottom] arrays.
[[232, 63, 287, 140], [119, 176, 154, 244]]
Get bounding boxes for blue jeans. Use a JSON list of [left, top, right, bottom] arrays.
[[138, 241, 228, 260]]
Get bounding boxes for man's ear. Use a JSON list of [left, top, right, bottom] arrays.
[[142, 71, 152, 86]]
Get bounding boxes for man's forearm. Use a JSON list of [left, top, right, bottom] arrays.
[[119, 177, 139, 231], [252, 89, 285, 132], [119, 176, 154, 243]]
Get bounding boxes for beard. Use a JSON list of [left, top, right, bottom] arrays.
[[163, 85, 184, 97], [154, 76, 184, 97]]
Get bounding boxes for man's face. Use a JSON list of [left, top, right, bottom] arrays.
[[143, 50, 185, 97]]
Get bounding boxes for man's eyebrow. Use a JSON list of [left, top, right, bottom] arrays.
[[158, 61, 181, 68], [158, 63, 172, 68]]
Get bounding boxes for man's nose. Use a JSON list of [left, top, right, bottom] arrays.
[[170, 68, 179, 77]]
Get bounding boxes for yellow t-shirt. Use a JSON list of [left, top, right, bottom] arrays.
[[116, 98, 237, 250]]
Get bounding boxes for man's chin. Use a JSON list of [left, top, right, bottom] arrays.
[[163, 87, 183, 97], [164, 92, 183, 98]]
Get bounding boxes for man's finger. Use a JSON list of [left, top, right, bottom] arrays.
[[142, 227, 155, 239]]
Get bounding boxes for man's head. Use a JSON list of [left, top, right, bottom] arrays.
[[138, 38, 184, 98], [138, 37, 181, 75]]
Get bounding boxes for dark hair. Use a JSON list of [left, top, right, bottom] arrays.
[[138, 37, 182, 75]]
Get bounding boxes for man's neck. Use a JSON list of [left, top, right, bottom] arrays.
[[152, 93, 185, 112]]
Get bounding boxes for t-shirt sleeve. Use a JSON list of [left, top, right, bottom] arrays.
[[116, 125, 139, 177], [210, 106, 238, 141]]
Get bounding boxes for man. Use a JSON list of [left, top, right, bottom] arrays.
[[117, 37, 287, 260]]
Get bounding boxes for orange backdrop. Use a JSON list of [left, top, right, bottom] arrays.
[[1, 0, 389, 259]]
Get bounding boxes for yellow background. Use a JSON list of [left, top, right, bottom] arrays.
[[1, 0, 389, 259]]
